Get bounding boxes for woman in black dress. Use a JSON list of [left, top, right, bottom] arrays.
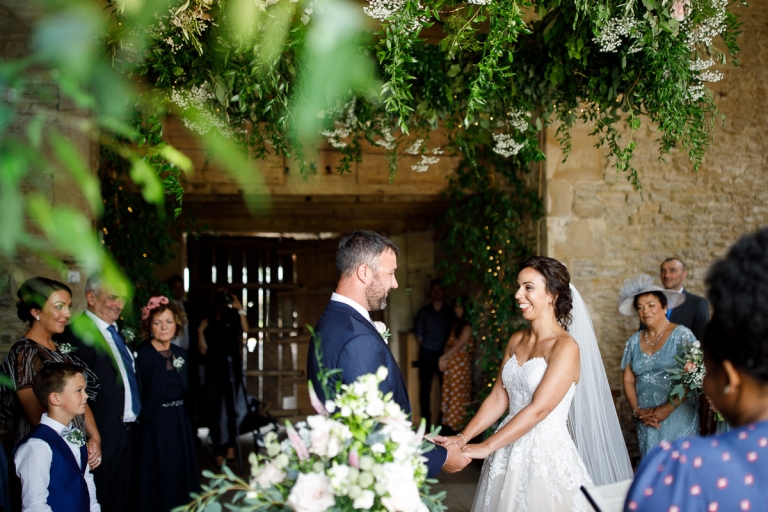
[[136, 296, 200, 512]]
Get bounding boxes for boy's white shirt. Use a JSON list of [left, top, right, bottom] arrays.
[[15, 413, 100, 512]]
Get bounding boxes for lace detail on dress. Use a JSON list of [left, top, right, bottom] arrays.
[[474, 354, 591, 512]]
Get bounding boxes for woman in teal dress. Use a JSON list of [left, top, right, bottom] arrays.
[[618, 274, 699, 457]]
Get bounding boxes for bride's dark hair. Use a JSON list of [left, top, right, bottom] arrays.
[[518, 256, 572, 328]]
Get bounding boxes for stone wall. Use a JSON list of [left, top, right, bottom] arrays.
[[542, 1, 768, 455], [0, 0, 96, 352]]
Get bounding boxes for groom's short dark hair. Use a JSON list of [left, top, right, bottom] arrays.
[[337, 230, 400, 278]]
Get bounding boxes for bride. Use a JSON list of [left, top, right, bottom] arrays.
[[439, 256, 633, 511]]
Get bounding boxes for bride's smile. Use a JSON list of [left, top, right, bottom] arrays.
[[514, 267, 555, 320]]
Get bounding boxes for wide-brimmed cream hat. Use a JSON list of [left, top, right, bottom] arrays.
[[618, 274, 686, 316]]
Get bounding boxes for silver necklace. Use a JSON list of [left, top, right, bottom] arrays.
[[644, 320, 669, 347]]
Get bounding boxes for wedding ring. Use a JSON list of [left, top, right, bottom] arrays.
[[96, 457, 101, 462]]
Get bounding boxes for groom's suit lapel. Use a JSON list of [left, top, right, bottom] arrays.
[[327, 301, 383, 341]]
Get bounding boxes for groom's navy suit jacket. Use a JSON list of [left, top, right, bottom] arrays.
[[307, 300, 448, 478]]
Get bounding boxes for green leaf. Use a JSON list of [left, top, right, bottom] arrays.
[[159, 145, 194, 174], [50, 131, 103, 216], [26, 115, 44, 149], [129, 158, 165, 205]]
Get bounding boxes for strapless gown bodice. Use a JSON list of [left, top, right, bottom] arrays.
[[471, 355, 592, 512]]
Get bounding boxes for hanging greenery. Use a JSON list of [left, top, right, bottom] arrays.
[[111, 0, 743, 189]]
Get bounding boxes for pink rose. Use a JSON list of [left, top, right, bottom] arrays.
[[684, 361, 696, 373], [286, 472, 335, 512], [670, 0, 689, 21], [158, 296, 169, 304]]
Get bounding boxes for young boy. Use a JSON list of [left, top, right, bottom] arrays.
[[14, 362, 100, 512]]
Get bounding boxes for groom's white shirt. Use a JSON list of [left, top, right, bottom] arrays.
[[331, 292, 374, 325]]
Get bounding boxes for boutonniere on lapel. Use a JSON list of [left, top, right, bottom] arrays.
[[373, 321, 391, 344], [64, 428, 86, 447], [121, 327, 136, 344], [172, 355, 185, 372], [54, 342, 76, 356]]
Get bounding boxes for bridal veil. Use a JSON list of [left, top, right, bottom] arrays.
[[567, 284, 634, 485]]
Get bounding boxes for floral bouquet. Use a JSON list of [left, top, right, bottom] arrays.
[[177, 366, 445, 512], [667, 341, 705, 402]]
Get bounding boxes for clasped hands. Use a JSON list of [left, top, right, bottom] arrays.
[[634, 402, 675, 429], [427, 434, 492, 473]]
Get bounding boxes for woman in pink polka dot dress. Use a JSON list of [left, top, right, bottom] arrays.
[[625, 228, 768, 512]]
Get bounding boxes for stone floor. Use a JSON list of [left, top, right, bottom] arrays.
[[432, 460, 483, 511]]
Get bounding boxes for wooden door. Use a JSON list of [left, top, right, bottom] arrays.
[[187, 235, 339, 419]]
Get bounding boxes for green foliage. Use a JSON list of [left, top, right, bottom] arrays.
[[99, 147, 179, 332], [437, 146, 544, 406], [0, 0, 198, 298]]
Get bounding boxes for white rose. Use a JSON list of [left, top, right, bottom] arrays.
[[380, 401, 410, 427], [353, 490, 376, 510], [380, 463, 427, 512], [365, 397, 385, 417], [328, 464, 351, 494], [286, 472, 335, 512], [255, 462, 286, 488], [307, 416, 332, 457], [376, 366, 389, 381], [371, 442, 386, 453]]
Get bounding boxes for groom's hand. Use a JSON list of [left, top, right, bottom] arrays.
[[442, 443, 471, 473]]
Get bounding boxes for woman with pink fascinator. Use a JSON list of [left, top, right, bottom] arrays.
[[135, 296, 200, 512]]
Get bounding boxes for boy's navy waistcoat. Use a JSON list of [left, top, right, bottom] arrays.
[[16, 424, 90, 512]]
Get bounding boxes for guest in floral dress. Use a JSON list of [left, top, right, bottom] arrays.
[[135, 297, 200, 512], [439, 296, 473, 433], [619, 274, 699, 458], [625, 228, 768, 511]]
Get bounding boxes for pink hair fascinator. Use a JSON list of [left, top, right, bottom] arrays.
[[141, 295, 169, 320]]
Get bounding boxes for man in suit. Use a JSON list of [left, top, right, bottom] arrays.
[[660, 258, 710, 339], [307, 230, 470, 478], [56, 274, 140, 512]]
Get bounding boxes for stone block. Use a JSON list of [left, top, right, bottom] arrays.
[[547, 180, 573, 216]]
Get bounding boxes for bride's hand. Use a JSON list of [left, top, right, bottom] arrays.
[[461, 442, 492, 459], [433, 435, 463, 447]]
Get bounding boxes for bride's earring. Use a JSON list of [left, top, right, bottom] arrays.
[[723, 385, 731, 395], [35, 316, 40, 321]]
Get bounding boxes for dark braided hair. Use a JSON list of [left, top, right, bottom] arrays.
[[704, 228, 768, 383], [518, 256, 572, 328]]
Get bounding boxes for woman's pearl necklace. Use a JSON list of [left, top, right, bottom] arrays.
[[644, 320, 669, 347]]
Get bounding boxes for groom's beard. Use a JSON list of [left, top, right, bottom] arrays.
[[365, 277, 389, 311]]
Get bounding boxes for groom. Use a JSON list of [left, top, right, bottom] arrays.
[[307, 230, 470, 478]]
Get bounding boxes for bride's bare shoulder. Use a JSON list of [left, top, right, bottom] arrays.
[[503, 329, 528, 355], [551, 332, 580, 359]]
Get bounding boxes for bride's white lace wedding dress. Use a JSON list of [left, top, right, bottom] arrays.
[[470, 354, 592, 512]]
